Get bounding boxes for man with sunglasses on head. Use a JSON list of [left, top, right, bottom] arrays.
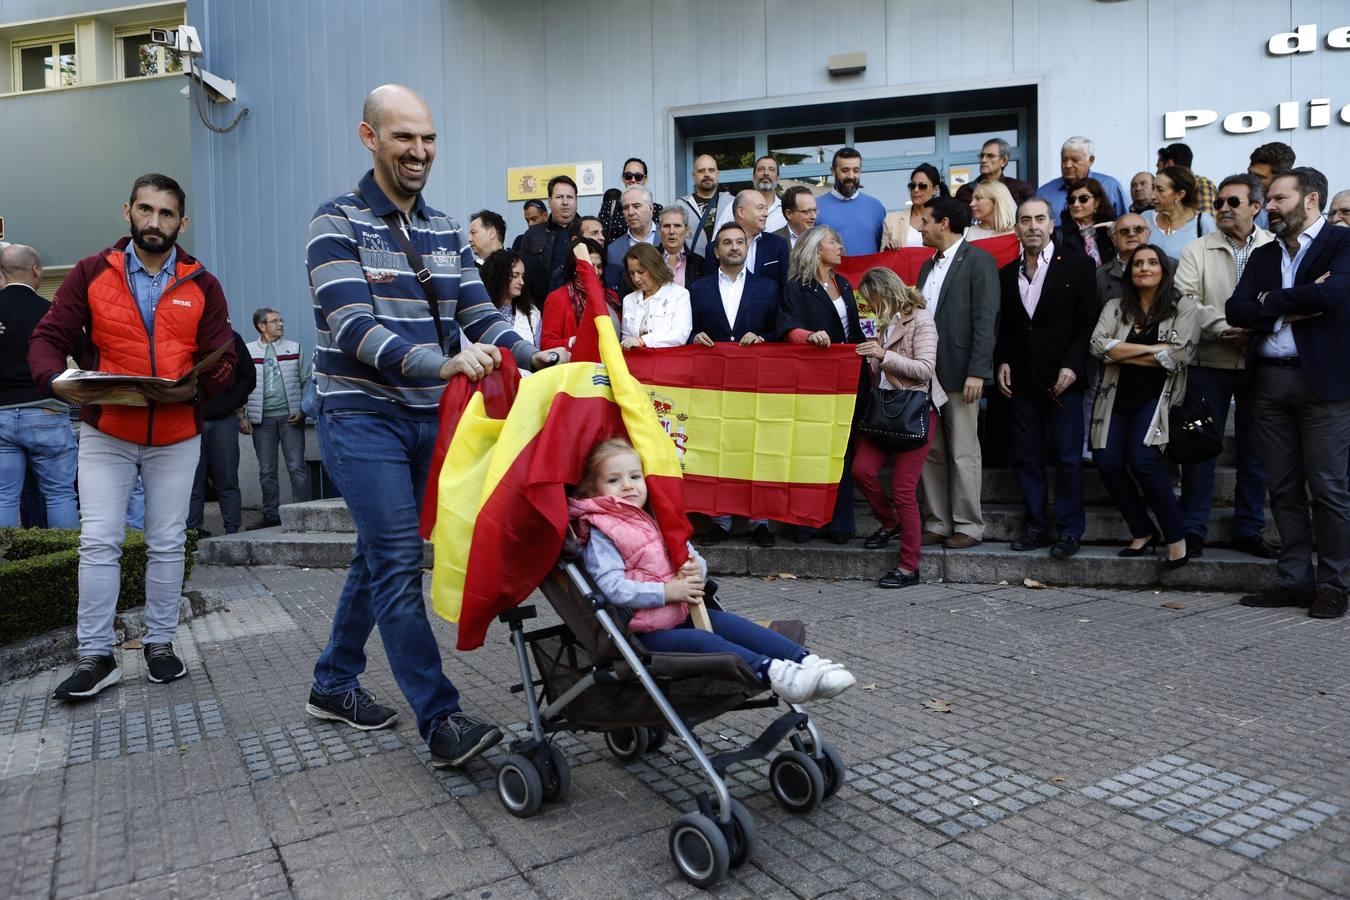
[[1174, 174, 1277, 560], [600, 158, 663, 243], [1096, 213, 1170, 309]]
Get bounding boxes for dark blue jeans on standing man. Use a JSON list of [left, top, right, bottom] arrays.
[[1009, 387, 1087, 538], [1179, 366, 1267, 541], [312, 409, 460, 742], [1094, 399, 1186, 544]]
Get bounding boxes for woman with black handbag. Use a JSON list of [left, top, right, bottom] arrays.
[[1089, 244, 1201, 569], [851, 268, 947, 588]]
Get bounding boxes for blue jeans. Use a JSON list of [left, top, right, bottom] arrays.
[[1009, 388, 1086, 538], [125, 476, 145, 530], [0, 407, 79, 528], [637, 609, 807, 674], [1180, 366, 1267, 540], [1094, 400, 1186, 544], [313, 409, 460, 742]]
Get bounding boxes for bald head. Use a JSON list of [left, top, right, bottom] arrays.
[[0, 244, 41, 289], [733, 189, 768, 237], [359, 84, 436, 210]]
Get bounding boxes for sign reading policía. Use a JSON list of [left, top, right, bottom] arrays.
[[506, 161, 603, 200], [1163, 23, 1350, 139]]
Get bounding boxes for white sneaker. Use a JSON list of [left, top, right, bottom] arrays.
[[801, 653, 832, 668], [800, 655, 855, 699], [767, 659, 824, 704]]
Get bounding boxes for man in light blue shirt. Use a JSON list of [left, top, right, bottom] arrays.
[[815, 147, 887, 256], [1037, 136, 1129, 221]]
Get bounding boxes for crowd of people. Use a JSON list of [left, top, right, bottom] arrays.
[[3, 82, 1346, 775]]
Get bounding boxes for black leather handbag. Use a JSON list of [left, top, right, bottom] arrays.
[[857, 385, 931, 452], [1164, 390, 1222, 465]]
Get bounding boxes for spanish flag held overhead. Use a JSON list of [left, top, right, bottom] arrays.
[[835, 233, 1020, 287], [421, 258, 690, 651]]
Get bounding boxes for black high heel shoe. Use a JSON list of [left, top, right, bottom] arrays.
[[1118, 531, 1161, 557], [1162, 553, 1189, 571]]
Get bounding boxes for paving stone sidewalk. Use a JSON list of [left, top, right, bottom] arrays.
[[2, 565, 1347, 898]]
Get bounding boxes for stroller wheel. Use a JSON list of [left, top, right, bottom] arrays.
[[723, 798, 758, 869], [769, 750, 825, 814], [646, 727, 668, 753], [540, 744, 571, 803], [814, 741, 846, 799], [604, 726, 650, 761], [668, 812, 730, 888], [496, 753, 544, 818]]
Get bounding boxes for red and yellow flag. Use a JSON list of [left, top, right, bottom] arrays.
[[835, 233, 1021, 287], [422, 259, 690, 650], [624, 343, 862, 527]]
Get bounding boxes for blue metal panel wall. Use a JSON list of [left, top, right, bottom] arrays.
[[0, 77, 191, 266], [188, 0, 460, 350]]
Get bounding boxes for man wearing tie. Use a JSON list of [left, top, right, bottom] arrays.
[[1227, 167, 1350, 619], [689, 222, 781, 547]]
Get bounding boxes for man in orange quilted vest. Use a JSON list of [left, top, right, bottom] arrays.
[[29, 173, 237, 701]]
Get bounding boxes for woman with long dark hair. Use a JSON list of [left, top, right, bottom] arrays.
[[1059, 177, 1117, 268], [480, 249, 541, 344], [1089, 244, 1200, 568]]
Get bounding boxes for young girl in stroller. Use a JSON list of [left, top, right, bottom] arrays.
[[568, 437, 856, 704]]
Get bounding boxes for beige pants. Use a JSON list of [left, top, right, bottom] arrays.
[[920, 392, 984, 539]]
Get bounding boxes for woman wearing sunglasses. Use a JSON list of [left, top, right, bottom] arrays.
[[1058, 178, 1117, 269], [1143, 166, 1215, 260], [882, 162, 949, 250]]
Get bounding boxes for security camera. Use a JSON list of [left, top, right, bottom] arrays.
[[149, 27, 173, 46], [149, 25, 203, 56]]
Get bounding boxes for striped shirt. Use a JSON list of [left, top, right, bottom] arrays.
[[307, 170, 535, 416]]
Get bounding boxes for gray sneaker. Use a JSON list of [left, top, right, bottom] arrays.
[[428, 711, 503, 768]]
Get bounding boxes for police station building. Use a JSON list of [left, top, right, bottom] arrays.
[[1, 0, 1347, 345]]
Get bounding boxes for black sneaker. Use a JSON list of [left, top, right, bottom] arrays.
[[1239, 586, 1314, 608], [143, 643, 188, 683], [306, 686, 399, 730], [1050, 535, 1081, 559], [1010, 531, 1051, 552], [428, 711, 503, 768], [53, 655, 121, 701], [700, 525, 731, 546], [1308, 587, 1347, 619]]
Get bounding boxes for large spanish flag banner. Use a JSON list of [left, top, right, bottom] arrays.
[[623, 344, 862, 527], [421, 259, 690, 650], [835, 233, 1020, 287]]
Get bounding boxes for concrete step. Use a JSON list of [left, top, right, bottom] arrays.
[[977, 465, 1246, 507], [281, 499, 353, 533], [196, 528, 1276, 593]]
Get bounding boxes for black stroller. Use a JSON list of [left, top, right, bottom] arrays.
[[491, 536, 846, 888]]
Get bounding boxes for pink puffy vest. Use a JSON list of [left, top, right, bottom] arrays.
[[568, 495, 688, 633]]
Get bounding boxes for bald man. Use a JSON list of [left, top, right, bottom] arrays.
[[1, 245, 79, 531], [677, 154, 734, 258], [705, 189, 789, 292], [304, 84, 562, 768]]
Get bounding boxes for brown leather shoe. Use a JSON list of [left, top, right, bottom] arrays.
[[1309, 587, 1347, 619], [921, 530, 947, 546], [944, 533, 980, 549]]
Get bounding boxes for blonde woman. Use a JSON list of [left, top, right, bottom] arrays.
[[965, 180, 1016, 240], [852, 268, 948, 589], [619, 243, 691, 348]]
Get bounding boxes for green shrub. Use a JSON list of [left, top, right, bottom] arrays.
[[0, 528, 198, 646]]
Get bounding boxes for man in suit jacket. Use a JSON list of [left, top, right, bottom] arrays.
[[690, 222, 781, 548], [774, 186, 817, 254], [605, 185, 659, 294], [1227, 167, 1350, 619], [706, 190, 789, 294], [994, 199, 1098, 559], [915, 197, 1001, 549]]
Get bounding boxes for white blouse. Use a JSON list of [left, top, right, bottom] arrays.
[[621, 281, 692, 348]]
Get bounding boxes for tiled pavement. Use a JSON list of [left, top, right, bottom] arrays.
[[2, 565, 1347, 898]]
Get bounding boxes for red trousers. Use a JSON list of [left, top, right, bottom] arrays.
[[851, 412, 935, 573]]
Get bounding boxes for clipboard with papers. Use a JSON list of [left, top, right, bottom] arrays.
[[52, 341, 232, 406]]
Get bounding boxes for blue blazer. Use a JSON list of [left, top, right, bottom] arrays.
[[1226, 222, 1350, 402], [704, 230, 790, 291], [687, 270, 780, 342]]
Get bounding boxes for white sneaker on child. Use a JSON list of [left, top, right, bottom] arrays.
[[800, 654, 856, 699], [767, 659, 824, 704]]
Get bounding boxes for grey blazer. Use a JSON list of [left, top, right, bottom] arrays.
[[916, 240, 1001, 392]]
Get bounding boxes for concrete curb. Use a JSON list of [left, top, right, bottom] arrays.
[[0, 589, 228, 683]]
